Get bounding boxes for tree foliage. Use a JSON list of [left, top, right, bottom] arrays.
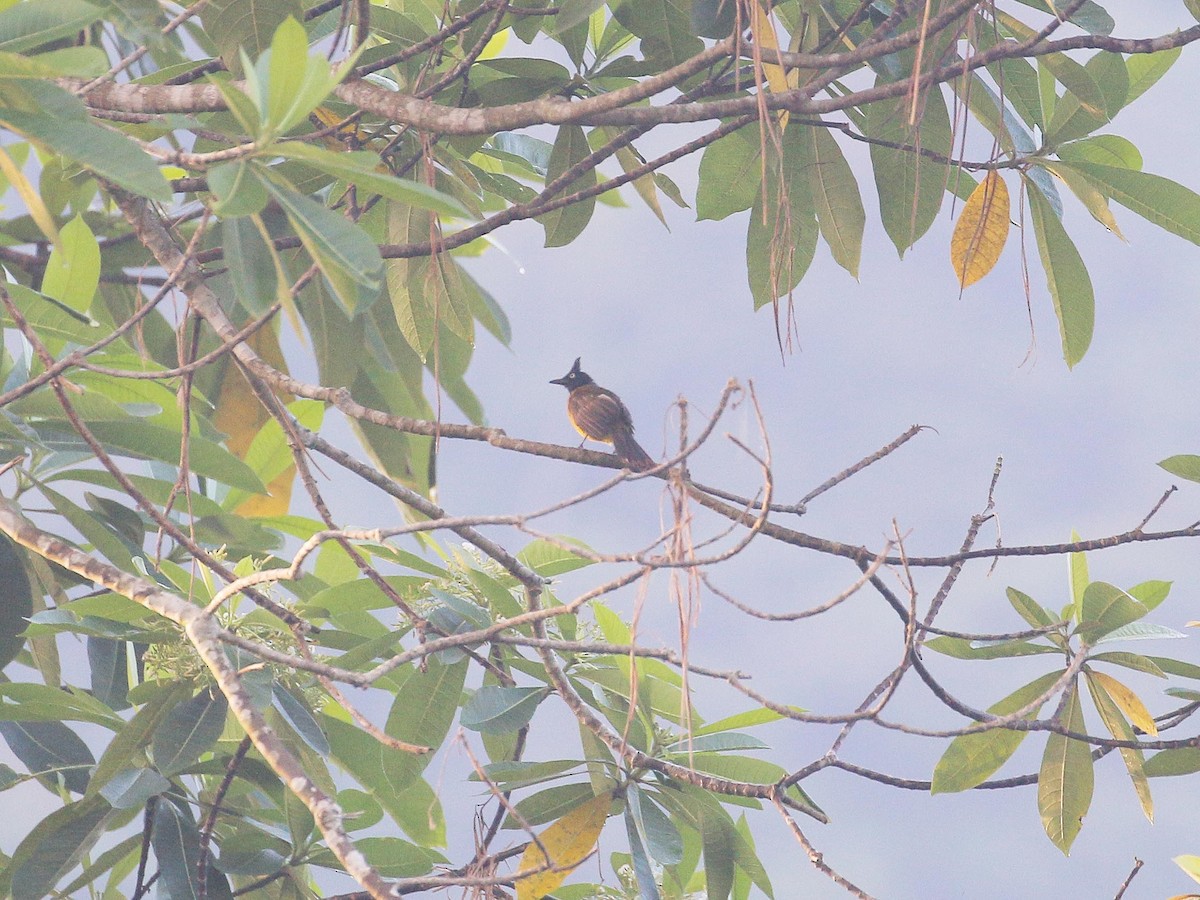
[[0, 1, 1199, 898]]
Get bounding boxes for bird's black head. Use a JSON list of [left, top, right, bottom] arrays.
[[550, 357, 593, 390]]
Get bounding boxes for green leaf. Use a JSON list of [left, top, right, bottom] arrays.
[[747, 134, 818, 309], [1061, 161, 1200, 246], [625, 802, 664, 900], [204, 0, 305, 74], [504, 781, 597, 827], [150, 687, 229, 776], [0, 282, 101, 345], [696, 129, 762, 222], [0, 682, 124, 728], [1147, 656, 1200, 680], [1057, 134, 1142, 170], [4, 794, 114, 900], [518, 538, 594, 576], [931, 671, 1060, 793], [0, 533, 32, 672], [1026, 176, 1094, 368], [0, 0, 103, 53], [0, 81, 169, 200], [864, 84, 953, 256], [353, 836, 443, 878], [1087, 651, 1165, 678], [693, 707, 784, 736], [538, 124, 597, 247], [88, 680, 192, 797], [264, 179, 383, 313], [1145, 748, 1200, 777], [1011, 0, 1113, 34], [382, 656, 468, 790], [804, 126, 865, 277], [98, 766, 171, 809], [1094, 621, 1187, 643], [610, 0, 702, 65], [1007, 587, 1058, 629], [0, 720, 95, 794], [1124, 46, 1182, 107], [1128, 580, 1171, 611], [474, 758, 583, 789], [664, 733, 769, 754], [78, 420, 266, 493], [208, 161, 270, 217], [1037, 684, 1094, 854], [461, 685, 549, 734], [271, 145, 468, 217], [41, 215, 100, 314], [1077, 581, 1149, 644], [151, 796, 234, 900], [1039, 158, 1126, 239], [272, 685, 330, 756], [221, 215, 278, 314], [923, 636, 1059, 659], [1159, 454, 1200, 483], [629, 785, 683, 865]]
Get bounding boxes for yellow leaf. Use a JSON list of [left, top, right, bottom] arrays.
[[749, 1, 790, 128], [950, 171, 1010, 287], [0, 145, 59, 245], [515, 791, 610, 900], [1176, 854, 1200, 885], [1090, 670, 1158, 736], [212, 326, 295, 517]]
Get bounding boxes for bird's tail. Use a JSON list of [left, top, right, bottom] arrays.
[[612, 429, 655, 472]]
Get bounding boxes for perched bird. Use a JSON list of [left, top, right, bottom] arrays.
[[550, 358, 655, 472]]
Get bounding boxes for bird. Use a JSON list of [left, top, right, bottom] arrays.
[[550, 358, 656, 472]]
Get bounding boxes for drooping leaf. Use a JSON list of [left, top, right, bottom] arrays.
[[272, 684, 330, 756], [537, 124, 597, 248], [625, 802, 663, 900], [865, 85, 953, 256], [746, 132, 818, 309], [1026, 176, 1094, 367], [382, 656, 468, 790], [1037, 684, 1094, 854], [151, 796, 234, 900], [1085, 670, 1153, 821], [263, 179, 383, 313], [950, 171, 1010, 287], [696, 128, 762, 222], [804, 126, 865, 277], [628, 784, 683, 865]]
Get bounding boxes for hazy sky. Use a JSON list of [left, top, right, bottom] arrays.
[[444, 5, 1200, 896]]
